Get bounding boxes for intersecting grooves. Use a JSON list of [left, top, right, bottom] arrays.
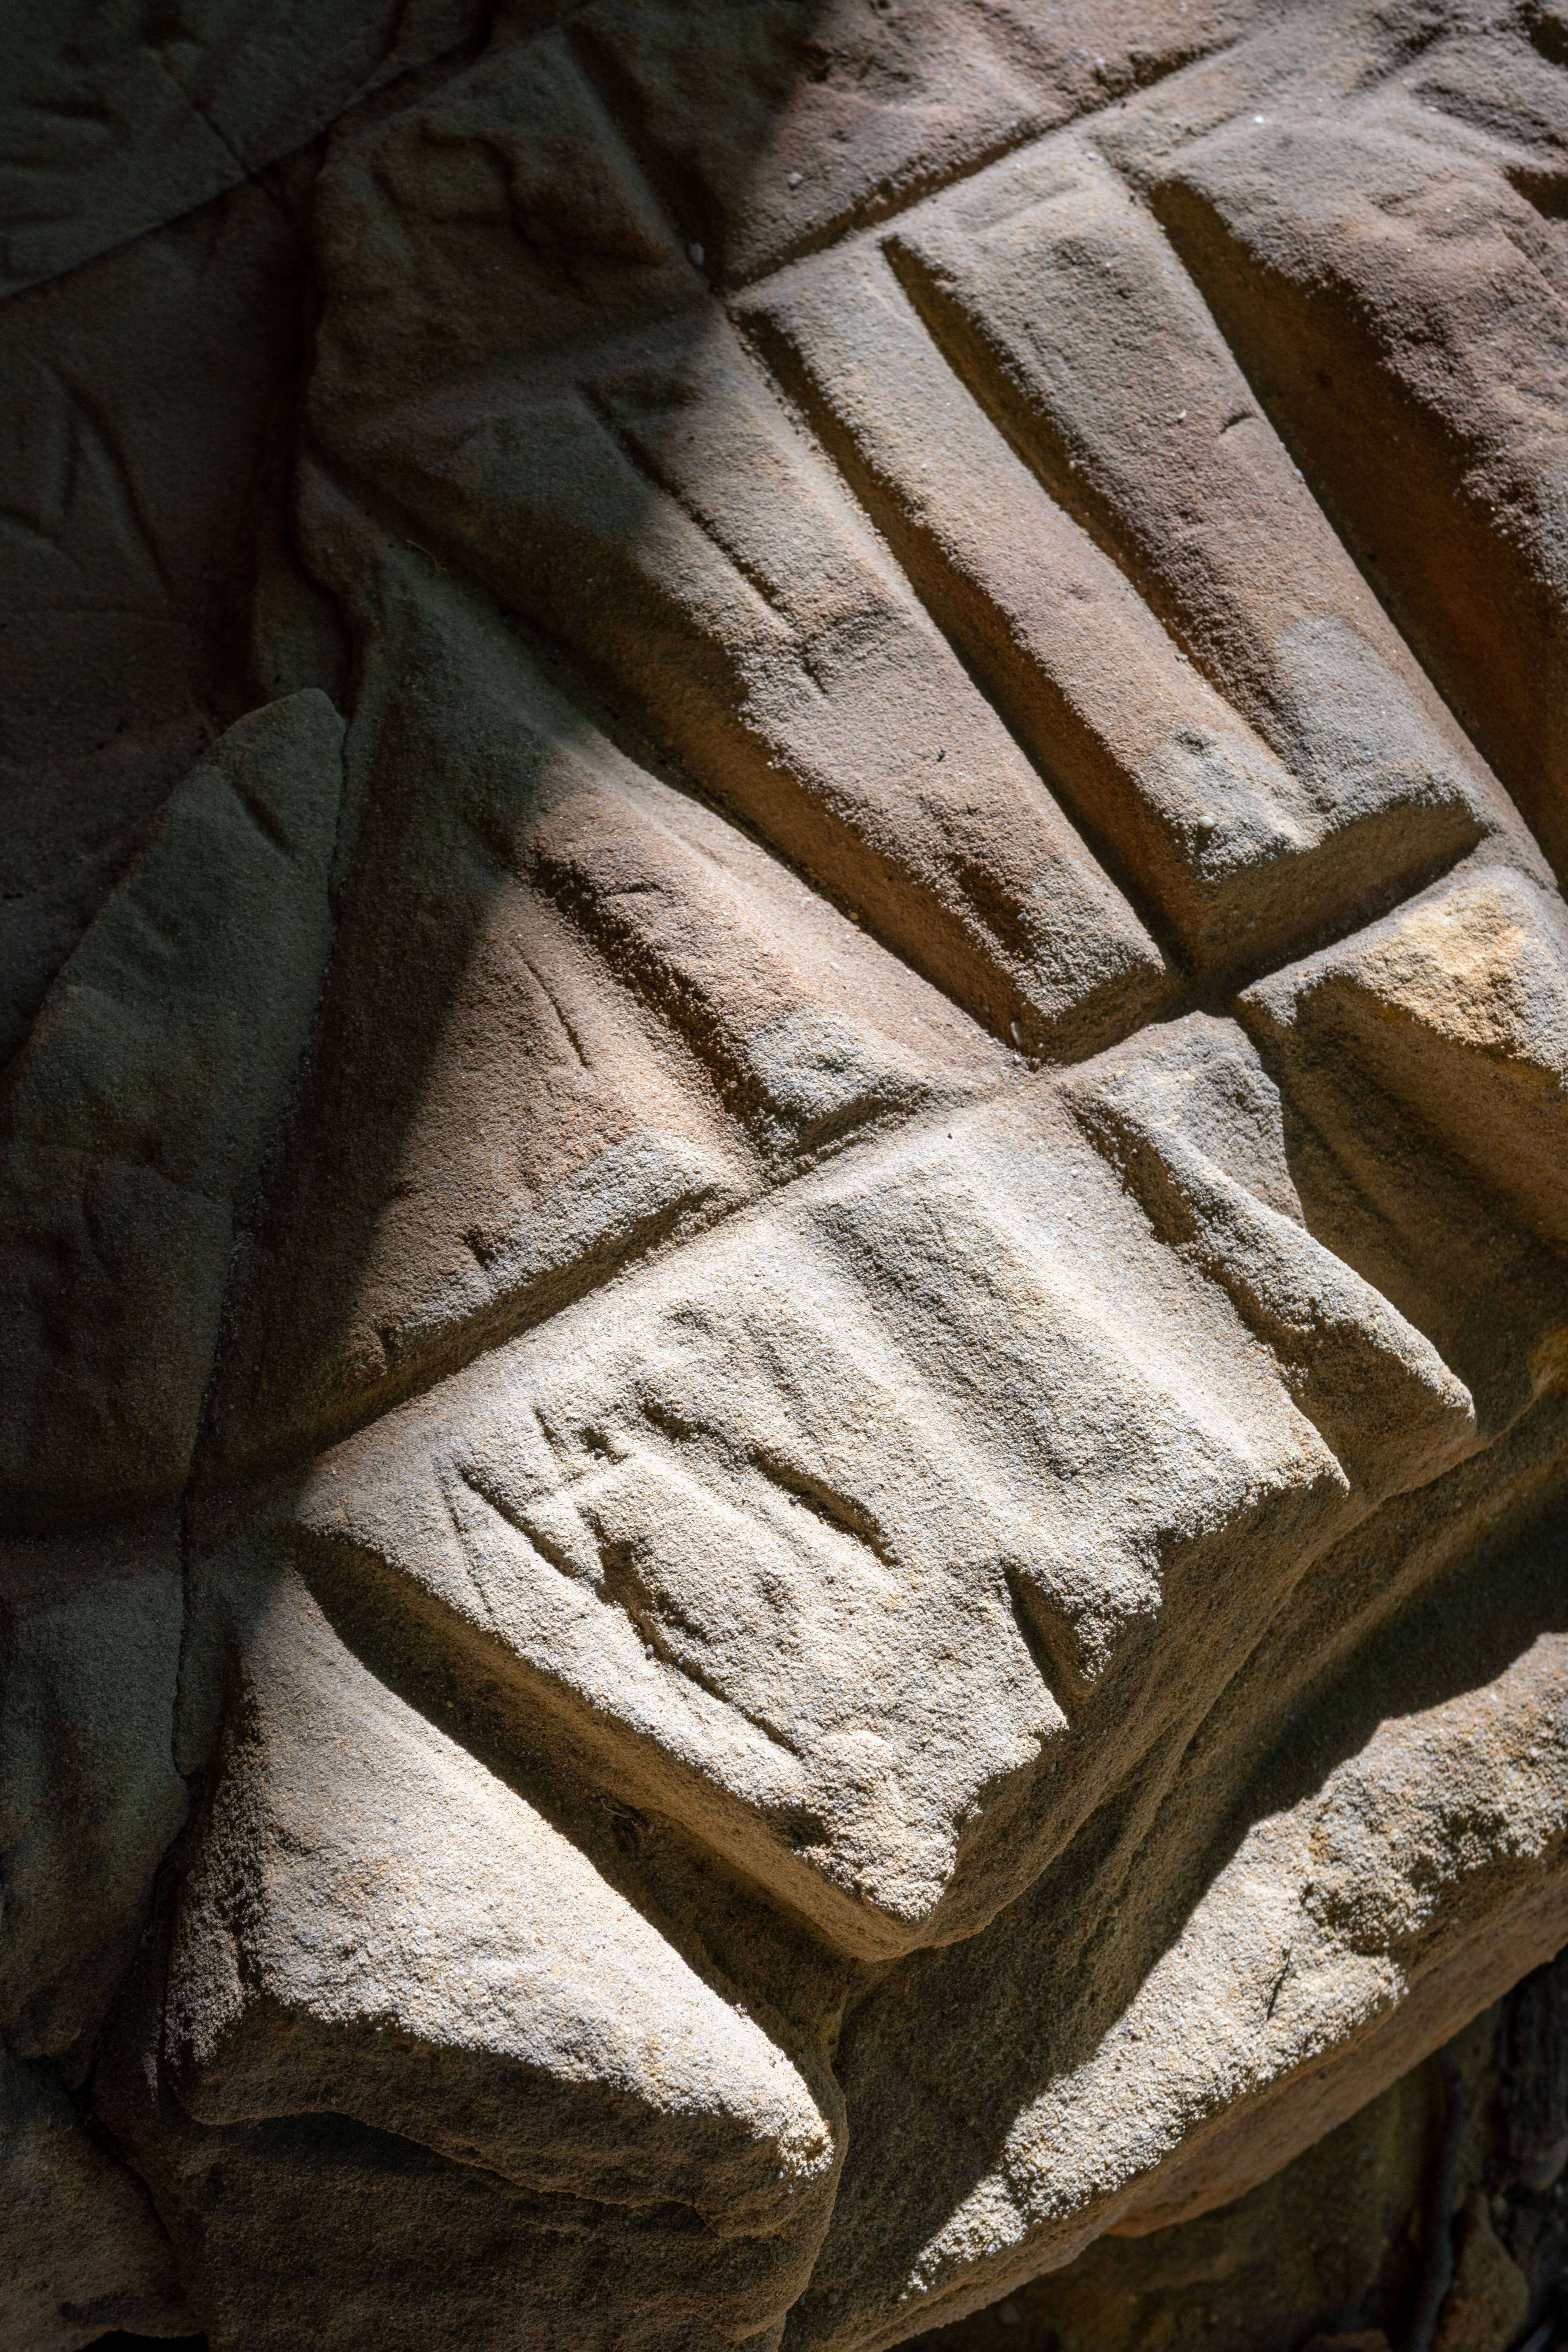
[[21, 27, 1564, 2327], [455, 1458, 819, 1774], [716, 33, 1247, 291], [1128, 116, 1568, 888], [269, 40, 1551, 1481], [719, 101, 1533, 944], [711, 132, 1504, 1001]]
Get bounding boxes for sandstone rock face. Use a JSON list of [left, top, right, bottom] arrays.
[[906, 1964, 1568, 2352], [5, 2, 1568, 2347]]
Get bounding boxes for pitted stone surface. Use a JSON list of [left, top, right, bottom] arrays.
[[5, 3, 1568, 2348]]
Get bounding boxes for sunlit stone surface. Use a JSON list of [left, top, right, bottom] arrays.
[[5, 2, 1568, 2345]]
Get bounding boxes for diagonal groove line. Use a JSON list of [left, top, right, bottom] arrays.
[[66, 373, 180, 600], [452, 1460, 813, 1772], [564, 16, 719, 290], [576, 375, 816, 663], [1001, 1559, 1075, 1726], [730, 276, 1192, 975], [259, 13, 1558, 1459], [735, 207, 1487, 992], [26, 35, 1566, 2287], [146, 47, 252, 182], [1105, 114, 1544, 860], [296, 443, 1045, 1056], [282, 427, 1482, 1464], [875, 220, 1237, 723], [867, 136, 1516, 955], [722, 34, 1254, 293], [746, 1447, 901, 1573]]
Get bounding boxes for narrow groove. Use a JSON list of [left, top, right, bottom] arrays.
[[748, 1450, 900, 1572], [438, 1462, 505, 1630], [732, 290, 1191, 979], [737, 237, 1488, 997], [263, 48, 1543, 1487], [69, 374, 181, 600], [219, 1065, 1044, 1487], [518, 955, 595, 1073], [564, 19, 721, 291], [1002, 1560, 1077, 1724], [225, 771, 296, 861], [458, 1462, 815, 1770], [1136, 171, 1547, 859], [526, 843, 763, 1125], [577, 377, 800, 638], [879, 152, 1535, 943], [880, 228, 1242, 724], [1184, 829, 1485, 1018], [302, 442, 1049, 1064], [724, 35, 1251, 294]]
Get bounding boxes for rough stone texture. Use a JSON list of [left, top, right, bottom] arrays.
[[5, 1, 1568, 2348], [0, 0, 492, 297], [0, 689, 343, 1527], [0, 1523, 185, 2068], [908, 1969, 1568, 2352], [0, 2049, 191, 2350], [0, 159, 322, 1065]]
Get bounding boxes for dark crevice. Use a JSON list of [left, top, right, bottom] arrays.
[[1404, 2046, 1472, 2352], [1527, 0, 1568, 70], [1509, 160, 1568, 222]]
